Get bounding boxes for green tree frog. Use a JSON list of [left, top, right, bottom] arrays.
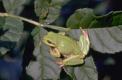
[[43, 30, 90, 66]]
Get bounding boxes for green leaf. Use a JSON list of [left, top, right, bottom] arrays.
[[64, 56, 98, 80], [34, 0, 51, 21], [0, 16, 24, 55], [89, 11, 122, 28], [111, 12, 122, 26], [34, 0, 70, 24], [67, 8, 122, 29], [2, 0, 29, 15], [67, 8, 95, 29], [26, 27, 61, 80], [89, 12, 112, 28]]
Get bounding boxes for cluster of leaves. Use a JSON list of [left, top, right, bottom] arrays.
[[0, 0, 122, 80]]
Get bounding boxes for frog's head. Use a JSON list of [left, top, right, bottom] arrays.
[[43, 32, 58, 47]]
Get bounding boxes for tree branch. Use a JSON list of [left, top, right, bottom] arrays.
[[0, 13, 70, 31]]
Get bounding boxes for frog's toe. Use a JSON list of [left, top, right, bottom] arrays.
[[56, 61, 64, 67]]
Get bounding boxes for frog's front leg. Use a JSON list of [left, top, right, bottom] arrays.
[[50, 47, 61, 57], [57, 55, 84, 67]]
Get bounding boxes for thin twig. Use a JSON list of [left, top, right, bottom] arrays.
[[0, 13, 70, 31]]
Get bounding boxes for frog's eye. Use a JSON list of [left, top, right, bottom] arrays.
[[47, 40, 53, 44], [46, 40, 55, 47]]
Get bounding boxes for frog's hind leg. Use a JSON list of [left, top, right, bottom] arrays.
[[63, 55, 84, 66]]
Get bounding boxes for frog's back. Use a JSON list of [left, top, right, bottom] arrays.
[[57, 35, 81, 55]]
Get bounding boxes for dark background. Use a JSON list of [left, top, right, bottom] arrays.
[[0, 0, 122, 80]]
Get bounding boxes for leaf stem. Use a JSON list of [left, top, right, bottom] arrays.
[[0, 13, 70, 31]]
